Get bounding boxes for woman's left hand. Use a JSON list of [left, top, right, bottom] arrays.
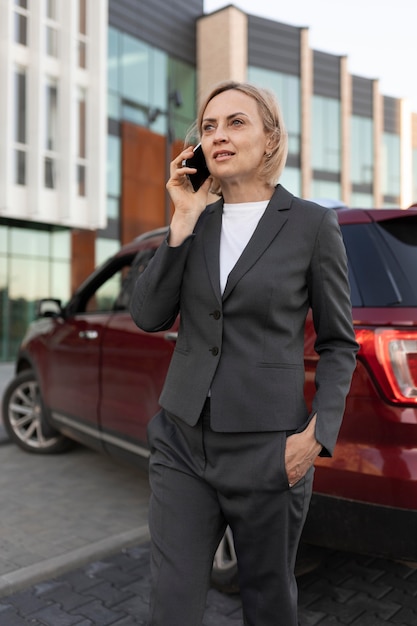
[[285, 415, 322, 487]]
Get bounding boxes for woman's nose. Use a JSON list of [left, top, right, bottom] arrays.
[[213, 124, 227, 142]]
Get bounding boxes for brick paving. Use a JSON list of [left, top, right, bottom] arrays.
[[1, 362, 417, 625], [0, 542, 417, 625]]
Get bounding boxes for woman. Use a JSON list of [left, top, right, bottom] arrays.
[[130, 81, 358, 626]]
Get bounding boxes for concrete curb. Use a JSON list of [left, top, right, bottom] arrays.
[[0, 524, 150, 598]]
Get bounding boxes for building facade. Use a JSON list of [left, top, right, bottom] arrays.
[[0, 0, 107, 359], [1, 0, 417, 361]]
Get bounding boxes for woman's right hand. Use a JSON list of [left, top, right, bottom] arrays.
[[166, 147, 212, 246]]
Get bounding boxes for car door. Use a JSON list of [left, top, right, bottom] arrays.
[[98, 247, 178, 462], [44, 253, 136, 450], [45, 312, 108, 446]]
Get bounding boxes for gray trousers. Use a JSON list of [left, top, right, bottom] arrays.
[[147, 400, 314, 626]]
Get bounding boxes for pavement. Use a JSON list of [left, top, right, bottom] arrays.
[[1, 362, 417, 625]]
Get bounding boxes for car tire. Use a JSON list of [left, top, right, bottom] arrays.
[[2, 369, 72, 454]]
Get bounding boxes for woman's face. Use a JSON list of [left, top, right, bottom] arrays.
[[200, 89, 270, 192]]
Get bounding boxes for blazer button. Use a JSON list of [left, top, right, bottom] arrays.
[[210, 310, 221, 320], [210, 347, 219, 356]]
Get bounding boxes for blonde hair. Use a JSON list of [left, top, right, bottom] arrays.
[[187, 81, 288, 195]]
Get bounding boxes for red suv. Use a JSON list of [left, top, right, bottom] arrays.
[[3, 209, 417, 568]]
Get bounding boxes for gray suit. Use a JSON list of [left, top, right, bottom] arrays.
[[131, 185, 358, 453], [130, 184, 358, 625]]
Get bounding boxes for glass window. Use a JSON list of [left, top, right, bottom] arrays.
[[10, 257, 50, 300], [45, 78, 58, 151], [10, 227, 50, 257], [108, 28, 120, 94], [107, 93, 120, 120], [382, 132, 401, 201], [76, 88, 87, 196], [107, 197, 119, 219], [14, 11, 28, 46], [0, 224, 71, 360], [342, 219, 417, 307], [51, 229, 71, 260], [14, 66, 27, 185], [121, 104, 148, 127], [77, 165, 86, 196], [351, 115, 373, 185], [46, 26, 58, 57], [78, 0, 86, 35], [77, 88, 86, 159], [0, 254, 8, 360], [14, 67, 26, 143], [46, 0, 57, 19], [77, 0, 87, 68], [107, 135, 121, 197], [45, 157, 56, 189], [15, 150, 26, 185], [77, 242, 126, 313], [152, 49, 167, 112], [95, 238, 120, 267], [78, 40, 87, 69], [412, 147, 417, 206], [248, 66, 301, 156], [0, 228, 7, 254], [312, 95, 341, 173], [108, 29, 195, 143], [279, 167, 301, 195], [45, 0, 58, 57], [114, 248, 156, 311], [169, 57, 196, 142], [121, 34, 150, 105], [350, 192, 374, 208], [7, 287, 38, 355], [51, 261, 71, 303], [45, 78, 58, 188], [311, 179, 341, 201]]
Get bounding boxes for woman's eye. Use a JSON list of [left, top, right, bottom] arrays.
[[202, 124, 214, 132], [231, 119, 243, 127]]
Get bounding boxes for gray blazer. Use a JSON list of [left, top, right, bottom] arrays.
[[130, 185, 358, 456]]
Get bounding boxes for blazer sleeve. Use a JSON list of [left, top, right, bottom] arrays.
[[307, 208, 359, 456], [130, 232, 194, 332]]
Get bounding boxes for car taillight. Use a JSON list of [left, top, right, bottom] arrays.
[[356, 328, 417, 404]]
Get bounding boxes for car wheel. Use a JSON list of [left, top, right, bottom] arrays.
[[211, 526, 239, 593], [2, 369, 72, 454]]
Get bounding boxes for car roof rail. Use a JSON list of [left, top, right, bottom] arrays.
[[310, 198, 348, 210], [133, 226, 169, 243]]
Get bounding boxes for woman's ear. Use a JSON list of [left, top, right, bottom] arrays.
[[266, 130, 279, 151]]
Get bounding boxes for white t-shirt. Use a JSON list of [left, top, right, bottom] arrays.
[[220, 201, 268, 293]]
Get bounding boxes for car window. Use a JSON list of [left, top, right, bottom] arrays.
[[85, 259, 133, 314], [62, 253, 132, 315], [113, 248, 156, 311], [341, 218, 417, 307], [87, 271, 125, 313], [66, 245, 158, 317]]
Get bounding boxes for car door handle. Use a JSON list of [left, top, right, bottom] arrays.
[[79, 330, 98, 340], [164, 332, 178, 342]]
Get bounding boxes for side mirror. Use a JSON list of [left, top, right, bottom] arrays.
[[36, 298, 63, 318]]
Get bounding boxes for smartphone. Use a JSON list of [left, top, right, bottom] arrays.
[[185, 143, 210, 192]]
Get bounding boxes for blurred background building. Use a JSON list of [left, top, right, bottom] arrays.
[[1, 0, 417, 361]]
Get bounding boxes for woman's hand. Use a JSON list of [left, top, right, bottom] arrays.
[[167, 147, 212, 247], [285, 414, 322, 487]]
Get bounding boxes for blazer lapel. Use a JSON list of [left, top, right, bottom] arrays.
[[222, 185, 293, 301], [202, 199, 223, 302]]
